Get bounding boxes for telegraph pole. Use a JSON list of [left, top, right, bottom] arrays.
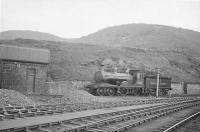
[[156, 68, 160, 97], [0, 59, 3, 89]]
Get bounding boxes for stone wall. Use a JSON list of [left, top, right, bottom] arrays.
[[46, 80, 90, 95], [187, 83, 200, 95], [170, 82, 185, 95], [170, 82, 200, 95], [0, 60, 48, 94]]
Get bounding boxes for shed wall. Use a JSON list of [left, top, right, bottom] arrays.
[[0, 61, 48, 94]]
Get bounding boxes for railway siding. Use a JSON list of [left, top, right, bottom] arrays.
[[0, 97, 193, 121], [85, 100, 200, 132], [162, 111, 200, 132], [0, 97, 199, 132], [0, 103, 164, 130]]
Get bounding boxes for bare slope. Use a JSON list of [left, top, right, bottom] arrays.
[[0, 39, 200, 82], [0, 30, 65, 41]]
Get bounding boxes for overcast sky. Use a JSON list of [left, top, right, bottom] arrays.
[[0, 0, 200, 38]]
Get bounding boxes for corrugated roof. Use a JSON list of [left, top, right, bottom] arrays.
[[0, 45, 50, 63]]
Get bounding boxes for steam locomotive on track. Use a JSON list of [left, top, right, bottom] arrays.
[[86, 66, 172, 96]]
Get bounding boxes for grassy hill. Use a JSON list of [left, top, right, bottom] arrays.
[[71, 24, 200, 57], [0, 39, 200, 82], [0, 24, 200, 82]]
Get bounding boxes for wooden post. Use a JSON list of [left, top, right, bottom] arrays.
[[156, 68, 160, 97], [0, 60, 2, 89]]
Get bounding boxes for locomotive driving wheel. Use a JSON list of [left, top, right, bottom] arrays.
[[97, 88, 105, 96], [148, 89, 156, 96], [136, 88, 143, 96], [119, 88, 128, 96], [107, 88, 115, 96], [160, 89, 168, 96]]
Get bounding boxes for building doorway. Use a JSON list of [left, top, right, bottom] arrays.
[[27, 68, 36, 94]]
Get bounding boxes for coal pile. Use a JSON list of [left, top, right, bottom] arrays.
[[47, 89, 99, 104], [61, 89, 99, 103], [0, 89, 34, 107], [46, 80, 99, 104]]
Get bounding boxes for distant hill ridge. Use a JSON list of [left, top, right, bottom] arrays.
[[72, 24, 200, 55], [0, 30, 66, 41], [1, 24, 200, 55]]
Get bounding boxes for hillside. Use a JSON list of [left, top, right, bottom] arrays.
[[71, 24, 200, 57], [0, 38, 200, 82], [0, 30, 65, 41], [0, 24, 200, 82]]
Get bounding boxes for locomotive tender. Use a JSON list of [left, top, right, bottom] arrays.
[[86, 66, 172, 96]]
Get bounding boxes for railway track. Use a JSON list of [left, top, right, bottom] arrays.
[[0, 98, 199, 132], [0, 97, 196, 121], [153, 111, 200, 132]]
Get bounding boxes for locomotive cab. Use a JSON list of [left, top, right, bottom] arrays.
[[128, 70, 145, 85]]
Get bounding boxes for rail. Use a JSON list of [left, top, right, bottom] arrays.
[[162, 111, 200, 132]]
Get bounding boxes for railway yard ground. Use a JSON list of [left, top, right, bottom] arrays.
[[0, 89, 200, 132]]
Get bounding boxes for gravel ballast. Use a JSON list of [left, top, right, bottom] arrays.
[[0, 89, 34, 107]]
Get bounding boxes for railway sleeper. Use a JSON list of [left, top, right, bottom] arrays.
[[27, 125, 40, 130], [22, 112, 35, 117], [53, 109, 64, 114], [67, 121, 83, 126], [4, 106, 14, 111], [4, 114, 15, 119], [30, 109, 38, 112], [96, 126, 118, 132], [86, 128, 108, 132], [36, 111, 46, 116], [81, 118, 97, 123], [46, 110, 54, 115], [0, 114, 3, 120], [14, 106, 24, 109], [0, 110, 4, 115], [59, 123, 75, 130], [24, 106, 34, 110], [20, 109, 29, 114]]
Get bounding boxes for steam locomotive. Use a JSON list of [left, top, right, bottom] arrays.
[[86, 66, 172, 96]]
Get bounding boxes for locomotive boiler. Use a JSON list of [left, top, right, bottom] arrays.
[[86, 66, 172, 96]]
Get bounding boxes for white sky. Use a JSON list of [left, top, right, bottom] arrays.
[[0, 0, 200, 38]]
